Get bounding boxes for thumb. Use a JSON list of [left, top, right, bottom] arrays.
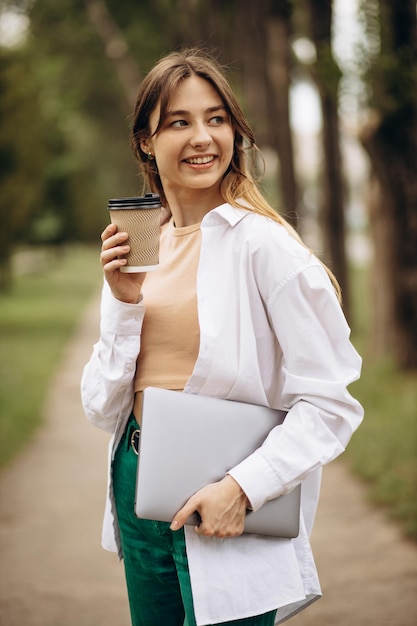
[[170, 495, 199, 531]]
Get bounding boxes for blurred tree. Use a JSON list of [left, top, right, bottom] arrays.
[[27, 0, 141, 237], [84, 0, 141, 110], [0, 0, 149, 290], [359, 0, 417, 369], [264, 0, 299, 228], [302, 0, 350, 318], [235, 0, 300, 228], [0, 47, 46, 290]]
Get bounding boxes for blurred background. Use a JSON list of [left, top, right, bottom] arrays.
[[0, 0, 416, 546]]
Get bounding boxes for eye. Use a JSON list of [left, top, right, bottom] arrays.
[[171, 119, 188, 128], [209, 115, 226, 125]]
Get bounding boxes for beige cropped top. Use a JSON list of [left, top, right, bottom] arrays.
[[134, 219, 201, 393]]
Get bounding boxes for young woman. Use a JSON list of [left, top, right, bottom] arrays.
[[81, 48, 363, 626]]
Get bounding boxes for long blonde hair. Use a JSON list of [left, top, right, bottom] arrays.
[[131, 48, 341, 300]]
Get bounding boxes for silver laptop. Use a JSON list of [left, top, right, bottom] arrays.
[[134, 387, 301, 538]]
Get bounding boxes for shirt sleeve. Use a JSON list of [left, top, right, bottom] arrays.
[[228, 264, 364, 510], [80, 280, 145, 433]]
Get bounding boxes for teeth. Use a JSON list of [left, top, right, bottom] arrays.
[[186, 156, 215, 164]]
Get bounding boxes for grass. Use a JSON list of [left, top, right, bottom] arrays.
[[0, 245, 102, 467], [345, 265, 417, 541], [347, 362, 417, 539]]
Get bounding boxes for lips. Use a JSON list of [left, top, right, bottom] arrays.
[[184, 155, 216, 165]]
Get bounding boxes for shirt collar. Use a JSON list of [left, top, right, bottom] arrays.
[[202, 202, 250, 228]]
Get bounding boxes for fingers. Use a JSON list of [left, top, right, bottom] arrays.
[[101, 222, 118, 242], [100, 226, 129, 272], [98, 224, 145, 304], [195, 515, 245, 538], [170, 495, 198, 532], [100, 224, 130, 275], [170, 481, 247, 538]]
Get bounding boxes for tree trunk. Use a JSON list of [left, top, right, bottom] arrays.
[[364, 170, 396, 358], [303, 0, 350, 318], [236, 0, 300, 229], [362, 112, 417, 368], [265, 3, 300, 229], [360, 0, 417, 369], [85, 0, 141, 110], [234, 0, 270, 147], [319, 91, 349, 315]]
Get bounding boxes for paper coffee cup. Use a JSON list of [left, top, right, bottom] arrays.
[[108, 194, 161, 272]]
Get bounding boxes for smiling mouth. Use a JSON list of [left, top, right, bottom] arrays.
[[184, 155, 216, 165]]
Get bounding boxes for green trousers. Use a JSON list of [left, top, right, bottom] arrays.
[[113, 414, 277, 626]]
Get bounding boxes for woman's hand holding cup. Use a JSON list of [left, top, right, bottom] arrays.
[[102, 193, 161, 303], [100, 223, 146, 304]]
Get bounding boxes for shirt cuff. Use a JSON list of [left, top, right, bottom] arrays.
[[100, 280, 145, 335], [227, 450, 285, 512]]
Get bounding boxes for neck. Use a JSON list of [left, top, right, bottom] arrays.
[[164, 187, 224, 228]]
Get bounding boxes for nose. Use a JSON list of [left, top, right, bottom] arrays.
[[190, 121, 212, 148]]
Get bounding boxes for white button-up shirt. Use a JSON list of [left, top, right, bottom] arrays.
[[81, 203, 363, 625]]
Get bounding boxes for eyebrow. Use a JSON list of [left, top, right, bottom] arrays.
[[165, 105, 227, 118]]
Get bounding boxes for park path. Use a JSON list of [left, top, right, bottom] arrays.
[[0, 291, 417, 626]]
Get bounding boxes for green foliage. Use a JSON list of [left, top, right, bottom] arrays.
[[359, 0, 417, 114], [347, 265, 417, 541], [0, 0, 246, 280], [347, 361, 417, 540], [26, 0, 141, 239], [0, 47, 47, 288], [0, 0, 147, 286], [104, 0, 172, 64], [0, 245, 102, 467]]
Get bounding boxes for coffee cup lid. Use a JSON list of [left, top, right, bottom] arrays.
[[108, 193, 161, 209]]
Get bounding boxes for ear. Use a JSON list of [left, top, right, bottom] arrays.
[[140, 139, 152, 155]]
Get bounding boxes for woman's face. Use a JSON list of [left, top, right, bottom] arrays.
[[142, 75, 234, 203]]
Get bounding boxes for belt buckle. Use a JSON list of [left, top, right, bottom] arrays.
[[130, 429, 140, 455]]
